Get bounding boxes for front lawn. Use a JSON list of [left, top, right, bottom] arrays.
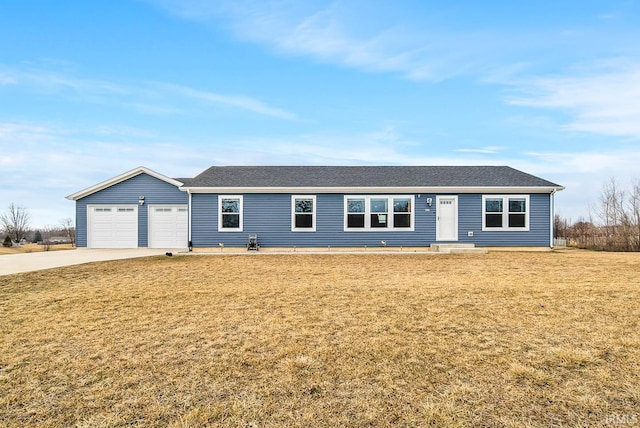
[[1, 251, 639, 426]]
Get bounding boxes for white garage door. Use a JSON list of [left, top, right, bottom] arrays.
[[88, 206, 138, 248], [148, 206, 188, 248]]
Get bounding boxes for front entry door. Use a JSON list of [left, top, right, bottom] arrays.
[[436, 196, 458, 241]]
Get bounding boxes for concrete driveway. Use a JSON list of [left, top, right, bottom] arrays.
[[0, 248, 182, 276]]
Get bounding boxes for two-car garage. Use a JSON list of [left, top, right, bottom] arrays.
[[87, 205, 188, 249], [68, 167, 191, 249]]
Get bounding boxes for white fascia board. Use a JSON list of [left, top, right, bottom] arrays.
[[183, 185, 564, 194], [66, 166, 184, 201]]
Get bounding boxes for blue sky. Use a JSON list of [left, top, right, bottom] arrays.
[[1, 0, 640, 227]]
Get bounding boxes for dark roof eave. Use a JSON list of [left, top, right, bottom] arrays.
[[180, 185, 564, 194]]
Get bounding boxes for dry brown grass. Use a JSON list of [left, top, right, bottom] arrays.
[[0, 243, 74, 255], [1, 250, 639, 427]]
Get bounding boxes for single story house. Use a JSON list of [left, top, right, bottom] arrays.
[[66, 165, 564, 249]]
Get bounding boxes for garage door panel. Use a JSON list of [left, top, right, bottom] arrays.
[[88, 206, 138, 248], [149, 206, 188, 248]]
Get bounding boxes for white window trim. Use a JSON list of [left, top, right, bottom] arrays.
[[482, 195, 530, 231], [291, 195, 317, 232], [343, 195, 415, 232], [218, 195, 243, 232]]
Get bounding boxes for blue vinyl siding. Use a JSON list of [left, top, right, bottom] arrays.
[[193, 193, 429, 248], [191, 192, 552, 248], [75, 174, 187, 247], [455, 194, 551, 246]]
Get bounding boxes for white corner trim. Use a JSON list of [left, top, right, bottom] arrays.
[[66, 166, 184, 201]]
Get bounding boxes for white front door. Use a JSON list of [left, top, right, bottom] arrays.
[[436, 196, 458, 241]]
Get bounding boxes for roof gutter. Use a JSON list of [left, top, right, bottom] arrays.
[[181, 185, 565, 194]]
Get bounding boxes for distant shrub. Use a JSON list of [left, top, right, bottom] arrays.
[[3, 235, 12, 248]]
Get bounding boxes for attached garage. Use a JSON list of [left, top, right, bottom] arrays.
[[148, 205, 188, 248], [88, 205, 138, 248], [68, 167, 189, 249]]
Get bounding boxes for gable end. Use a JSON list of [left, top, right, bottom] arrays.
[[66, 166, 184, 201]]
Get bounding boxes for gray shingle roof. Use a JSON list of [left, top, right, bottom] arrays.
[[184, 166, 562, 189], [174, 178, 193, 186]]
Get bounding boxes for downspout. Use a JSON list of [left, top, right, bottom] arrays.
[[188, 189, 193, 251], [550, 189, 556, 248]]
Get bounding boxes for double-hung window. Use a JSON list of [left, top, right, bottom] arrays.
[[370, 198, 388, 228], [482, 195, 529, 231], [218, 195, 243, 231], [292, 195, 316, 231], [347, 198, 366, 228], [344, 196, 414, 231]]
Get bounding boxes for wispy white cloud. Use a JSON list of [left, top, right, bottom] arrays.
[[0, 72, 17, 85], [508, 61, 640, 139], [521, 149, 640, 177], [0, 64, 296, 120], [0, 66, 128, 99], [154, 82, 297, 120], [515, 148, 640, 220], [0, 122, 62, 144], [0, 120, 199, 227], [147, 0, 503, 81], [456, 146, 506, 154], [92, 125, 160, 139], [147, 0, 640, 142], [148, 0, 638, 86]]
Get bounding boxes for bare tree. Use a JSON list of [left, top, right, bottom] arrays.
[[557, 178, 640, 251], [0, 204, 31, 243], [629, 179, 640, 251], [554, 214, 570, 239], [596, 178, 626, 250], [569, 218, 597, 249], [591, 177, 640, 251], [59, 217, 76, 246]]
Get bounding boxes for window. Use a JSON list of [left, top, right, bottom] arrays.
[[485, 198, 503, 228], [370, 198, 388, 228], [393, 198, 412, 228], [482, 195, 529, 231], [347, 198, 365, 228], [218, 196, 243, 231], [292, 196, 316, 231], [344, 196, 414, 231]]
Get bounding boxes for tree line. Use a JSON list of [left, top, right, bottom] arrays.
[[555, 178, 640, 251], [1, 203, 75, 248]]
